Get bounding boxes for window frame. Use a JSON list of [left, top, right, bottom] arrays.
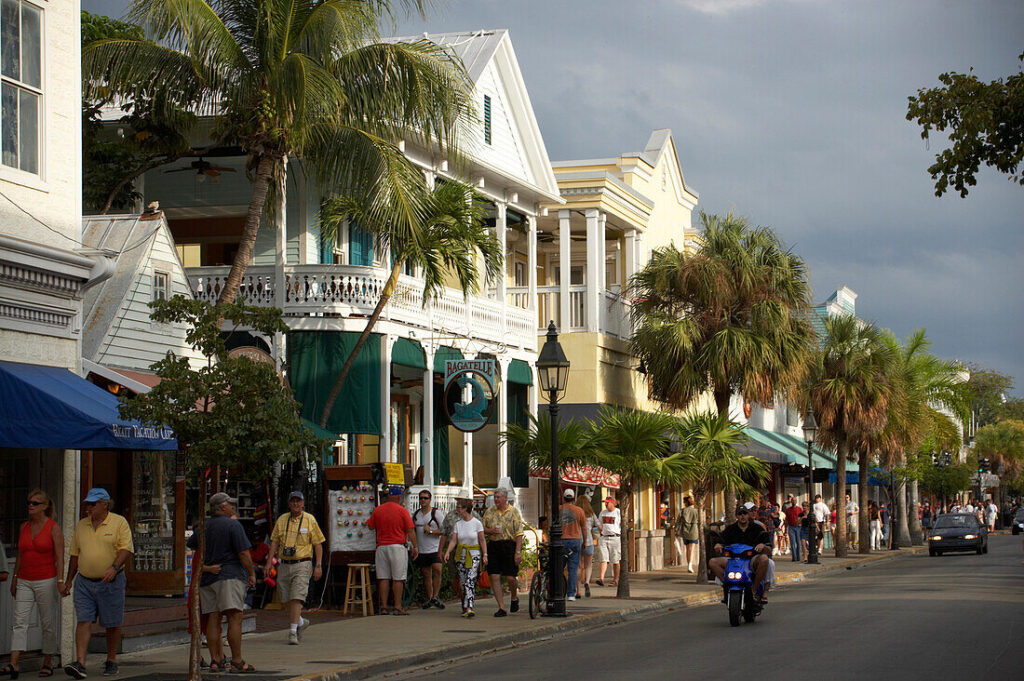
[[483, 94, 492, 145], [0, 0, 44, 179], [152, 271, 169, 302]]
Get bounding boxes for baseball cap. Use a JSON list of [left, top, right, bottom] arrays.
[[209, 492, 236, 508], [604, 497, 616, 504], [83, 488, 110, 503], [288, 490, 304, 501], [743, 501, 756, 511], [388, 484, 404, 496], [563, 488, 575, 499]]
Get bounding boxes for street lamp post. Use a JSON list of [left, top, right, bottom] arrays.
[[802, 408, 819, 565], [536, 321, 570, 617]]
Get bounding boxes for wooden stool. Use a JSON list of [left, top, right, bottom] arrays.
[[343, 563, 374, 616]]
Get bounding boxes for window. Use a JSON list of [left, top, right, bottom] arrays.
[[1, 0, 41, 174], [483, 94, 492, 145], [786, 403, 799, 427], [514, 261, 527, 286], [349, 223, 374, 266], [153, 272, 168, 301]]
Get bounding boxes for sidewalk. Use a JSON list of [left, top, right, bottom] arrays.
[[114, 546, 925, 680]]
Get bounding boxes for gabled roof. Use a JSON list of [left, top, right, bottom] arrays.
[[622, 129, 699, 201], [402, 30, 507, 85]]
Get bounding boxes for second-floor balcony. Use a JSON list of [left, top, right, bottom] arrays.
[[507, 284, 632, 340], [186, 264, 538, 352]]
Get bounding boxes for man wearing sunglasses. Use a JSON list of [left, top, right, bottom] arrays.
[[708, 501, 771, 604]]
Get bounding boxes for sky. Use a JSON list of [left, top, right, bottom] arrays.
[[84, 0, 1024, 393]]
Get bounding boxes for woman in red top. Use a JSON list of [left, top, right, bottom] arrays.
[[2, 489, 65, 678]]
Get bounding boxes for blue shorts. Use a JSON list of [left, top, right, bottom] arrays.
[[74, 572, 126, 627]]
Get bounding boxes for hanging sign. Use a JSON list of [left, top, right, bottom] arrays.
[[444, 359, 499, 433], [384, 462, 405, 485]]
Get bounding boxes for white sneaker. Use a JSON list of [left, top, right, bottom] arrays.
[[298, 617, 310, 632], [567, 595, 576, 601], [288, 631, 299, 645], [687, 565, 694, 573]]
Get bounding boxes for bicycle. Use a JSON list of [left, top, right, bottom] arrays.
[[528, 543, 550, 619]]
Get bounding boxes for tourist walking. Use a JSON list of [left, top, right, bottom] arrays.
[[985, 500, 998, 531], [784, 498, 804, 562], [63, 488, 133, 679], [3, 489, 64, 679], [266, 491, 325, 642], [366, 486, 417, 616], [482, 489, 524, 616], [845, 493, 859, 549], [187, 492, 256, 673], [444, 499, 486, 617], [869, 502, 883, 550], [678, 496, 700, 572], [812, 495, 829, 553], [411, 489, 445, 610], [596, 497, 622, 586], [559, 490, 586, 601], [577, 496, 597, 596]]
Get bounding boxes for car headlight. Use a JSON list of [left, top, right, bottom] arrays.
[[963, 534, 977, 540], [930, 535, 942, 541]]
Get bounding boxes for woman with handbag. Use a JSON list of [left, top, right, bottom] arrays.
[[443, 499, 487, 617]]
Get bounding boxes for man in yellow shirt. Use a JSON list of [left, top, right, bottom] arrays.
[[265, 491, 324, 645], [482, 489, 524, 616], [62, 488, 134, 679]]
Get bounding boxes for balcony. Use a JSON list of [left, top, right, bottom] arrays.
[[507, 285, 632, 339], [186, 265, 537, 352]]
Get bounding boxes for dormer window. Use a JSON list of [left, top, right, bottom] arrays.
[[483, 94, 492, 145]]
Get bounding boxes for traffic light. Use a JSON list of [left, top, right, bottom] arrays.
[[978, 457, 990, 473]]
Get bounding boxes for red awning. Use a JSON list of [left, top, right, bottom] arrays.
[[530, 464, 620, 489]]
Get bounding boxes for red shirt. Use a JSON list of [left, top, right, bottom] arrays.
[[18, 518, 58, 580], [784, 505, 804, 527], [368, 501, 414, 546]]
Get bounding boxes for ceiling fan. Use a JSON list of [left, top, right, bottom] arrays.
[[165, 157, 237, 179], [537, 230, 587, 243]]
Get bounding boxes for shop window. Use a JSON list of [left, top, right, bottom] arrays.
[[1, 0, 42, 175], [152, 271, 168, 301]]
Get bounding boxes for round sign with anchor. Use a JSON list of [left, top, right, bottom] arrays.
[[444, 359, 499, 433]]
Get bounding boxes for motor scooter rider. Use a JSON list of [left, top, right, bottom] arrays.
[[709, 502, 771, 603]]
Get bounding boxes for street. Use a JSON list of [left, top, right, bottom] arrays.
[[384, 534, 1024, 681]]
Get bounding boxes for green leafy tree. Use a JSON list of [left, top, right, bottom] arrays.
[[84, 0, 473, 306], [906, 52, 1024, 197], [673, 411, 769, 584], [631, 211, 815, 520], [316, 179, 502, 428], [920, 462, 973, 509], [966, 363, 1015, 429], [974, 419, 1024, 498], [119, 296, 325, 680]]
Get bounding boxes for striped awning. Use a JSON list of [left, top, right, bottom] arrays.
[[530, 464, 621, 489]]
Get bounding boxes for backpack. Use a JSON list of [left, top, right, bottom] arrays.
[[412, 507, 442, 531]]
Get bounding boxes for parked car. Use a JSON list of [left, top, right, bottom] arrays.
[[1011, 509, 1024, 535], [928, 513, 988, 556]]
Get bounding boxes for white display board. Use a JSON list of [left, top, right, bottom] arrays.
[[329, 483, 377, 552]]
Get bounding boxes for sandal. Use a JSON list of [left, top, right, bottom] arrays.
[[392, 608, 410, 615], [230, 660, 257, 674], [208, 658, 228, 673], [38, 668, 53, 679], [0, 664, 19, 679]]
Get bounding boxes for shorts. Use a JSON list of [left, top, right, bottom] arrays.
[[486, 539, 519, 577], [277, 560, 313, 603], [583, 539, 595, 556], [683, 539, 699, 545], [375, 544, 408, 581], [598, 534, 621, 564], [200, 578, 247, 614], [414, 552, 441, 568], [73, 572, 126, 628]]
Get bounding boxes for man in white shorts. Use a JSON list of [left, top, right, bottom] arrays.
[[596, 497, 622, 587], [367, 485, 418, 614]]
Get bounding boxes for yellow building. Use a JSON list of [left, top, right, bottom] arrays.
[[525, 130, 709, 570]]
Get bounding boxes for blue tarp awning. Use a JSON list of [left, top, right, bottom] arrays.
[[829, 469, 886, 486], [0, 361, 177, 450]]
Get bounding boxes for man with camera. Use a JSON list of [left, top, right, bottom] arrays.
[[266, 491, 324, 645]]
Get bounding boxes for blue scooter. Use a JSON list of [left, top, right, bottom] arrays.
[[721, 543, 764, 627]]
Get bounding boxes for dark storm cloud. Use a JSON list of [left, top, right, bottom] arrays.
[[83, 0, 1024, 390]]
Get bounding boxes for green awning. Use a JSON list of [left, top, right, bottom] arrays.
[[433, 346, 463, 373], [288, 331, 382, 435], [392, 338, 426, 371], [507, 359, 534, 386], [302, 419, 339, 443], [743, 428, 853, 471]]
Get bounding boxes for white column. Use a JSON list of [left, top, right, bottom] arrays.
[[60, 450, 79, 663], [527, 215, 538, 320], [496, 202, 507, 303], [585, 208, 600, 333], [624, 228, 637, 284], [558, 209, 571, 331], [423, 345, 435, 490], [599, 213, 608, 292], [381, 334, 392, 462], [497, 357, 511, 479], [273, 157, 288, 368]]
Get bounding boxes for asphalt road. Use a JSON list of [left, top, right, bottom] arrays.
[[383, 534, 1024, 681]]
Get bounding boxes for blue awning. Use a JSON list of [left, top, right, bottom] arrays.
[[829, 469, 887, 486], [0, 361, 177, 450]]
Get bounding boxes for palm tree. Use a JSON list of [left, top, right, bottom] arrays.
[[673, 411, 770, 584], [631, 211, 815, 521], [975, 420, 1024, 503], [878, 330, 970, 546], [801, 315, 894, 558], [83, 0, 473, 306], [316, 179, 502, 427]]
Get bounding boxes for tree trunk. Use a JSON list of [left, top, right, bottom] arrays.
[[188, 473, 207, 681], [713, 390, 736, 524], [908, 479, 923, 545], [100, 152, 189, 214], [217, 153, 279, 306], [834, 442, 848, 558], [318, 257, 405, 428], [896, 476, 912, 546], [858, 450, 871, 553], [617, 482, 632, 598], [694, 490, 709, 585]]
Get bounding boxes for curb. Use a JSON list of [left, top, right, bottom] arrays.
[[294, 547, 925, 681]]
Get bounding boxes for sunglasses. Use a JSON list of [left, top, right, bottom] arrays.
[[28, 501, 44, 506], [419, 496, 430, 500], [736, 510, 749, 516]]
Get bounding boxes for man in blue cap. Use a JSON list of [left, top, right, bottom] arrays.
[[367, 485, 418, 614], [62, 488, 133, 678]]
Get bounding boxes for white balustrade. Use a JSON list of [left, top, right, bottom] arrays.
[[507, 284, 629, 339]]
